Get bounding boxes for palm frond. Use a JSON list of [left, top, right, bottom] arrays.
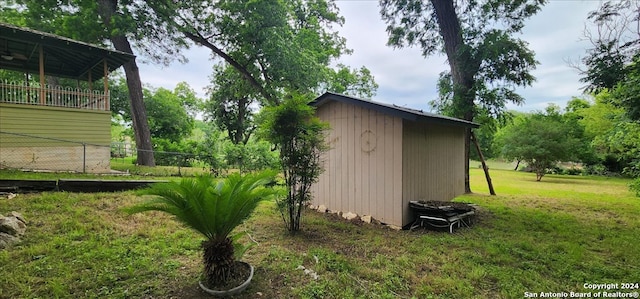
[[126, 170, 278, 241]]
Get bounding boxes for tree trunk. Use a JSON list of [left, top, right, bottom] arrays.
[[202, 238, 235, 286], [431, 0, 478, 193], [236, 97, 246, 145], [464, 127, 472, 193], [98, 0, 155, 166]]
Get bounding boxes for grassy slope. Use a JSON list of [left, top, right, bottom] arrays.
[[0, 169, 638, 298]]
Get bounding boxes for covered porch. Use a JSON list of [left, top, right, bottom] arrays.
[[0, 22, 133, 110], [0, 80, 109, 110], [0, 22, 133, 173]]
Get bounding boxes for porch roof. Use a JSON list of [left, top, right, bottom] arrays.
[[0, 22, 134, 81]]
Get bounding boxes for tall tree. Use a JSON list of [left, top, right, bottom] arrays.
[[611, 56, 640, 121], [147, 0, 351, 105], [322, 64, 379, 98], [380, 0, 543, 192], [206, 62, 378, 146], [577, 1, 640, 197], [0, 0, 181, 166], [206, 65, 258, 146], [143, 87, 195, 143], [578, 0, 640, 92], [498, 109, 580, 181], [96, 0, 155, 166]]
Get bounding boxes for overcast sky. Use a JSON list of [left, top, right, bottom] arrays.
[[138, 1, 601, 113]]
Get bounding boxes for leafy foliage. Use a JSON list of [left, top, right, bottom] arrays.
[[222, 141, 279, 174], [380, 0, 544, 192], [581, 40, 629, 92], [576, 1, 640, 196], [147, 0, 353, 104], [153, 139, 197, 168], [205, 66, 258, 145], [129, 172, 276, 243], [321, 64, 379, 99], [569, 92, 640, 175], [381, 0, 541, 118], [579, 0, 640, 92], [194, 125, 226, 175], [259, 95, 328, 232], [498, 110, 580, 181], [611, 56, 640, 121], [127, 171, 278, 285], [144, 86, 196, 143]]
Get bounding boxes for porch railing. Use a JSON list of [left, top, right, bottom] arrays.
[[0, 80, 109, 111]]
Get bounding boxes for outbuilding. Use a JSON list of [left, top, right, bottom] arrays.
[[309, 92, 479, 228]]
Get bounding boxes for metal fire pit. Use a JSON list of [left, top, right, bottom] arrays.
[[409, 200, 475, 233]]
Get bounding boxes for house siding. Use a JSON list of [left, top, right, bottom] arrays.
[[0, 103, 110, 146], [0, 103, 111, 172], [401, 121, 466, 226], [312, 100, 404, 226]]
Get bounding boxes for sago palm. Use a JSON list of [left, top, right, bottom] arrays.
[[127, 171, 277, 286]]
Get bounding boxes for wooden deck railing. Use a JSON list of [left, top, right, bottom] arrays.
[[0, 80, 109, 111]]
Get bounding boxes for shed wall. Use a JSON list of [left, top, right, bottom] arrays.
[[311, 100, 404, 226], [0, 103, 111, 172], [401, 121, 466, 226]]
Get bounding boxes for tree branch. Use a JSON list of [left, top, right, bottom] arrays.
[[183, 31, 277, 105]]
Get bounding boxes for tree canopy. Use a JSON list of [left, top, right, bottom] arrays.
[[380, 0, 544, 192], [146, 0, 360, 105], [578, 0, 640, 92], [206, 65, 258, 146], [497, 108, 580, 181], [143, 87, 196, 143], [0, 0, 189, 166]]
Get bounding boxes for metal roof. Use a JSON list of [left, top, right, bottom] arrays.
[[310, 92, 480, 128], [0, 22, 134, 81]]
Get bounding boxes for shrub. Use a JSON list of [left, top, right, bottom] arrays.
[[630, 178, 640, 197], [259, 94, 328, 232]]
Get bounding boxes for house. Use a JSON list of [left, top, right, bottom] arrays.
[[0, 23, 133, 173], [309, 92, 479, 228]]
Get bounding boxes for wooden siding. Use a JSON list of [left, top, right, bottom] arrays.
[[0, 103, 110, 146], [311, 101, 404, 226], [401, 121, 466, 226], [0, 103, 111, 173]]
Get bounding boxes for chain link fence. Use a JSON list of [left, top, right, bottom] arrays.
[[0, 131, 111, 173], [0, 131, 215, 176]]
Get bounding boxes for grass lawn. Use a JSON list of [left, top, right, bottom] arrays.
[[0, 159, 214, 181], [110, 158, 213, 178], [470, 159, 518, 171], [0, 169, 638, 298]]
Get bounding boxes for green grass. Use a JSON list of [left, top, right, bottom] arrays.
[[110, 158, 213, 177], [0, 158, 215, 180], [0, 169, 638, 298], [470, 159, 519, 170]]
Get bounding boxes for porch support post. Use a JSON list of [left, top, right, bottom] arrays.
[[103, 58, 109, 110], [88, 71, 92, 91], [38, 45, 45, 105]]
